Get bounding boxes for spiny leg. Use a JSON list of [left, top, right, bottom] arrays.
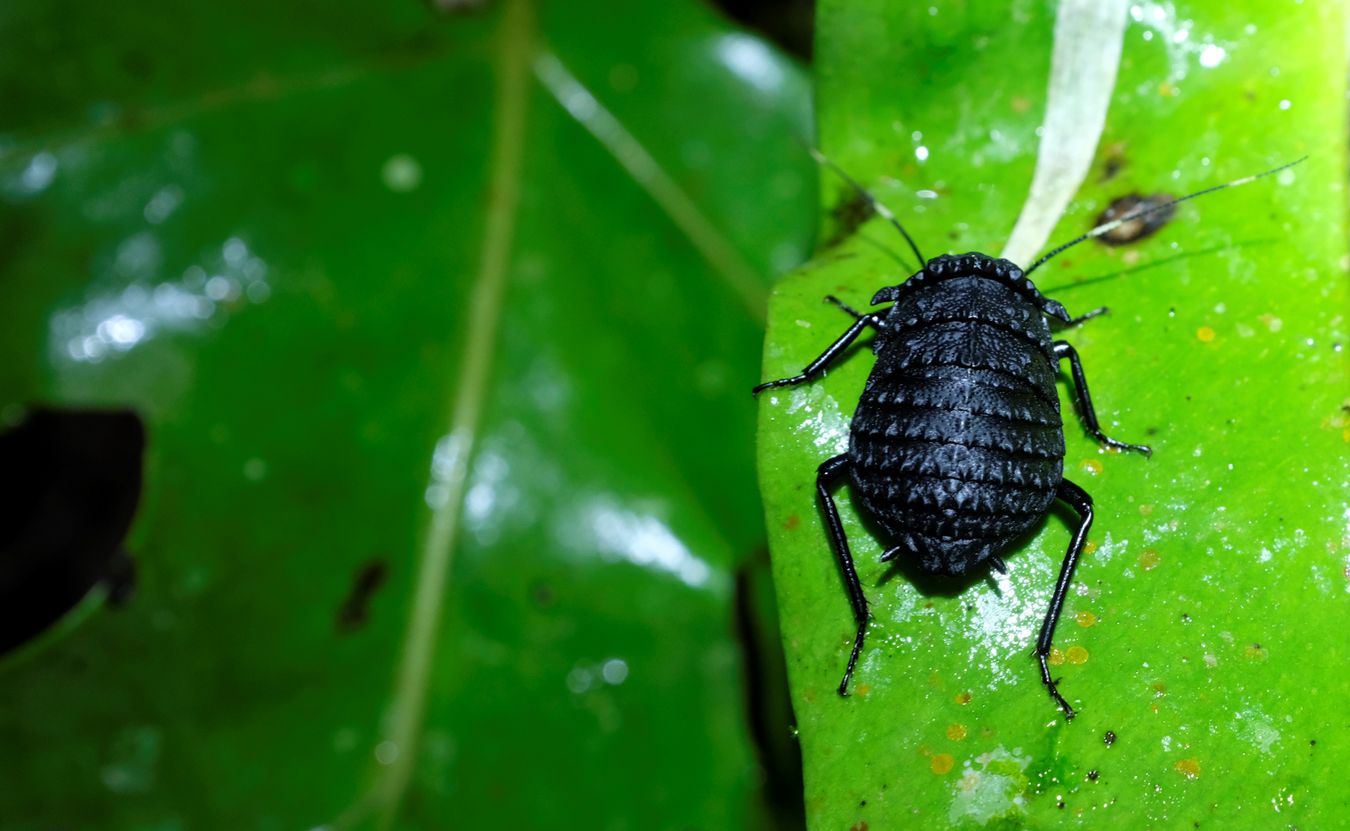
[[752, 314, 883, 395], [817, 454, 869, 696], [1036, 478, 1094, 719], [1053, 341, 1152, 455]]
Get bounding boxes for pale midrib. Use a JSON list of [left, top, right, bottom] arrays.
[[368, 0, 533, 826], [533, 50, 768, 324], [1000, 0, 1129, 267]]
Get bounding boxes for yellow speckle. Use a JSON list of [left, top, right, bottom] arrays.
[[1245, 643, 1268, 661], [955, 691, 972, 705], [1048, 647, 1066, 666], [1122, 249, 1141, 266], [1075, 611, 1098, 628], [1011, 96, 1030, 113], [946, 723, 968, 741], [1081, 458, 1104, 475], [784, 515, 801, 530], [1196, 326, 1217, 342], [1139, 503, 1154, 516], [1342, 427, 1349, 443], [1066, 646, 1090, 664], [855, 683, 872, 698], [1140, 549, 1161, 570], [1152, 682, 1167, 696], [1159, 81, 1177, 97], [1174, 758, 1201, 779], [1083, 540, 1098, 555], [931, 753, 955, 775]]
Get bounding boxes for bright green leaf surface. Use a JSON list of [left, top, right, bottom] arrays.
[[758, 2, 1348, 828], [0, 1, 814, 827]]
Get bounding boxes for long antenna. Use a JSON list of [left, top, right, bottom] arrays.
[[809, 147, 927, 272], [1024, 156, 1307, 277]]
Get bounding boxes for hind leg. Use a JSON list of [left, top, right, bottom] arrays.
[[1036, 478, 1094, 719], [817, 454, 870, 696]]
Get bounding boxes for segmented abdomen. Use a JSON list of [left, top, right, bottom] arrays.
[[847, 278, 1064, 575]]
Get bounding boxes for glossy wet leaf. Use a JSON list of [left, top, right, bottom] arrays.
[[0, 1, 814, 827], [758, 2, 1347, 828]]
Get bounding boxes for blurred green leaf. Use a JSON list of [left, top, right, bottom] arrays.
[[758, 1, 1347, 828], [0, 0, 815, 827]]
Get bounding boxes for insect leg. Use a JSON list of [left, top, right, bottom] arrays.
[[824, 294, 867, 320], [1061, 306, 1109, 327], [752, 314, 884, 395], [1041, 298, 1107, 327], [817, 453, 870, 696], [1053, 341, 1153, 456], [1036, 477, 1094, 720]]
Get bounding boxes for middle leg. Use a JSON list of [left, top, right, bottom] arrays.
[[1054, 341, 1152, 455]]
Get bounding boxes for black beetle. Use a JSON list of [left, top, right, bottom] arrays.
[[755, 154, 1302, 718]]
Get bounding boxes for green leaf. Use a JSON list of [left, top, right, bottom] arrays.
[[0, 1, 814, 827], [758, 1, 1348, 828]]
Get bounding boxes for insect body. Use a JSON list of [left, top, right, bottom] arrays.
[[755, 155, 1300, 719]]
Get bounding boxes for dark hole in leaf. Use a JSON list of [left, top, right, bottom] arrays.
[[710, 0, 815, 60], [1094, 193, 1176, 245], [0, 407, 145, 656], [336, 558, 389, 633]]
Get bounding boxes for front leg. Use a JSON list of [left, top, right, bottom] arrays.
[[1053, 341, 1152, 455], [752, 313, 884, 396]]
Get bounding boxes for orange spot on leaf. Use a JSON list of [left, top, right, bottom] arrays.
[[930, 753, 955, 775], [1139, 549, 1161, 570]]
